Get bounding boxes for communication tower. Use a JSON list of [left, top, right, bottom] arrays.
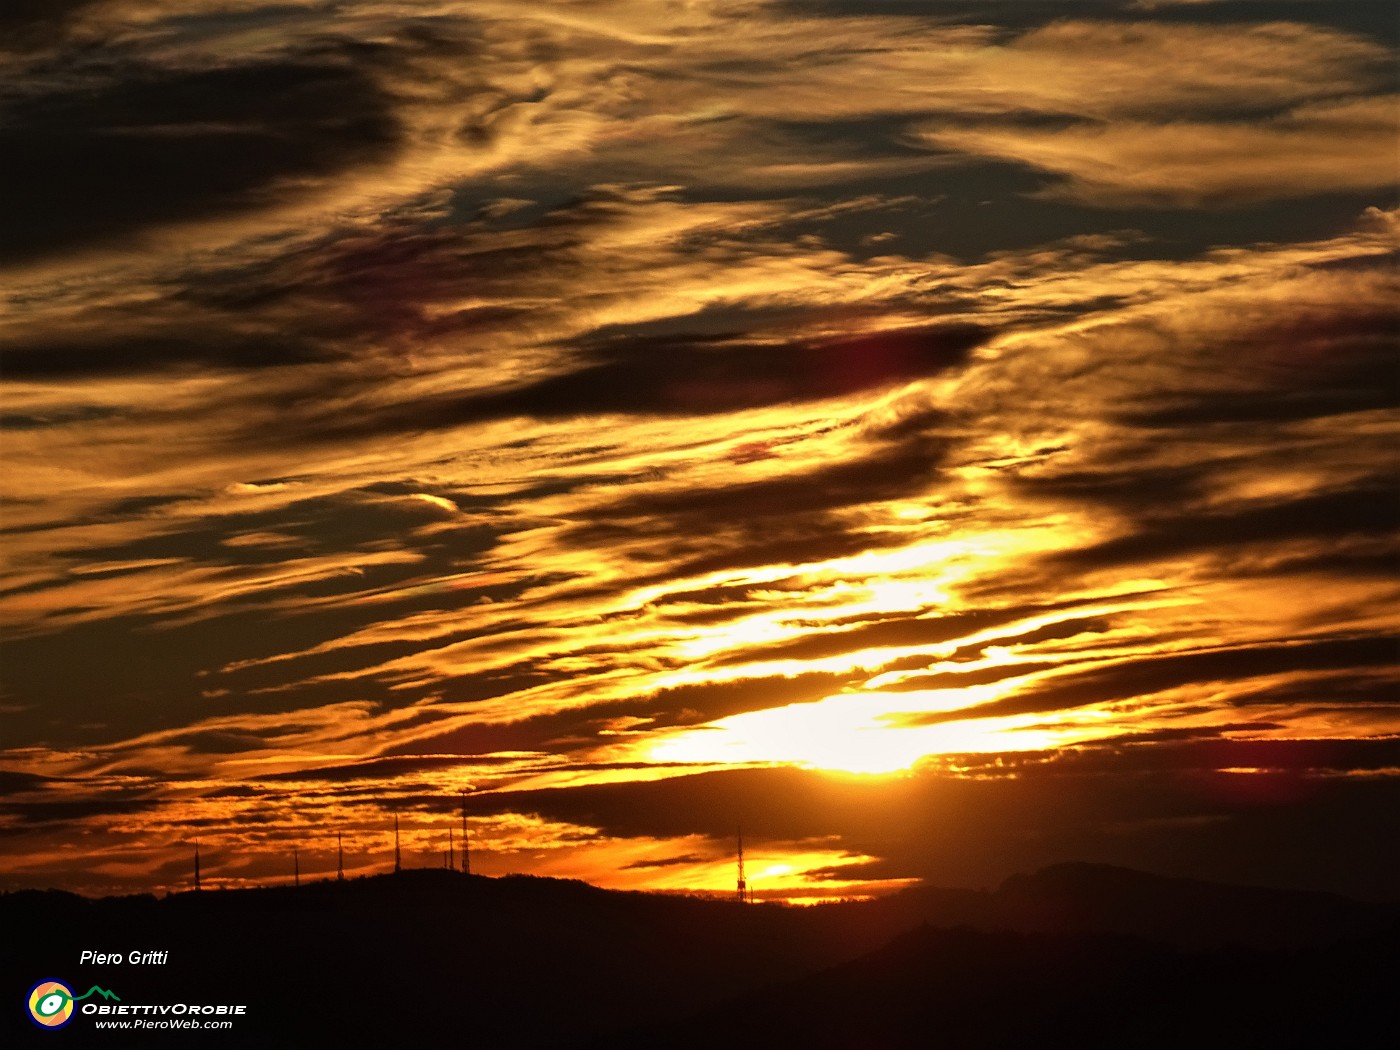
[[736, 827, 747, 904], [461, 791, 471, 876]]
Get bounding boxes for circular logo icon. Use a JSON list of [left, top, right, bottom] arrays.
[[28, 980, 75, 1029]]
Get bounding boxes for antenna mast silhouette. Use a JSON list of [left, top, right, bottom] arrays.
[[294, 846, 300, 888], [449, 826, 455, 872], [736, 827, 747, 904], [461, 791, 470, 876], [337, 831, 345, 881], [394, 814, 402, 874], [194, 837, 202, 893]]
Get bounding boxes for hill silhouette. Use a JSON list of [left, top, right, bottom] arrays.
[[603, 920, 1398, 1050], [874, 861, 1391, 949], [4, 865, 1394, 1047]]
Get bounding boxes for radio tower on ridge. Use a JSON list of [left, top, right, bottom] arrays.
[[735, 827, 747, 904], [294, 845, 300, 888], [460, 791, 470, 876], [337, 831, 345, 881], [194, 837, 202, 893], [394, 814, 402, 874]]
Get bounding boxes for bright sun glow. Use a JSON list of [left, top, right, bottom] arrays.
[[642, 686, 1124, 774]]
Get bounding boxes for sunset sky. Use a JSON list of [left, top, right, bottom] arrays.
[[1, 0, 1396, 903]]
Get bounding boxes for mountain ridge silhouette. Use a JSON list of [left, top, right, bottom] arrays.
[[5, 863, 1394, 1047]]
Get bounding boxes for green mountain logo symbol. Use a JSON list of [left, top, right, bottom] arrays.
[[74, 986, 121, 1003]]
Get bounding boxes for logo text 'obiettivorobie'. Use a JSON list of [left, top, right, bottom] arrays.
[[27, 980, 248, 1031]]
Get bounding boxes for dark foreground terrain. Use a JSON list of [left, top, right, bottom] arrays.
[[5, 864, 1396, 1047]]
